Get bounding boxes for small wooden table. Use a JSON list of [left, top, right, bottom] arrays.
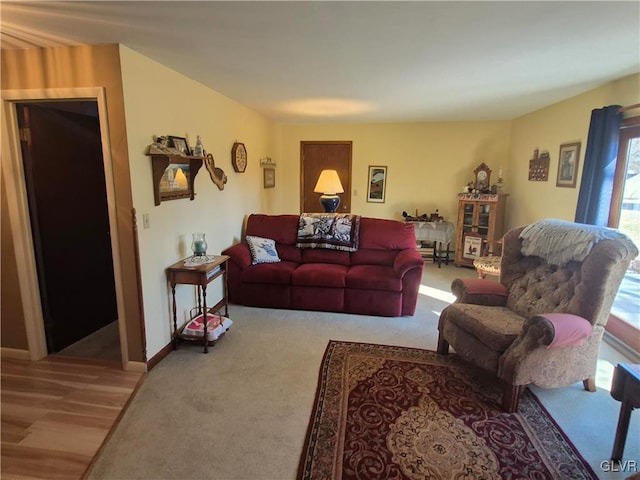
[[610, 363, 640, 461], [166, 255, 229, 353]]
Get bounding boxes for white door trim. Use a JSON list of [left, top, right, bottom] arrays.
[[1, 87, 131, 368]]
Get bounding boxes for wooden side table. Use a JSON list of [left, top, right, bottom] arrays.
[[166, 255, 230, 353], [610, 363, 640, 461]]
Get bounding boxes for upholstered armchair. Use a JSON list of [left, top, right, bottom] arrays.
[[437, 219, 638, 412]]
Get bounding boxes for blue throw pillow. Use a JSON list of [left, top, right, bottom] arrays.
[[246, 235, 281, 265]]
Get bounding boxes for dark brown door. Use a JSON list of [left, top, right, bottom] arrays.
[[17, 102, 118, 353], [301, 141, 352, 213]]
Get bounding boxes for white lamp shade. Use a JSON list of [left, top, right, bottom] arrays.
[[313, 169, 344, 194]]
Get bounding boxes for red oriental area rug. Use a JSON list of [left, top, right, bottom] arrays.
[[297, 341, 597, 480]]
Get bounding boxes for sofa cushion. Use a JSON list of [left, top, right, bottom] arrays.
[[277, 244, 302, 263], [246, 214, 299, 246], [443, 304, 525, 351], [358, 217, 417, 250], [301, 248, 351, 266], [346, 265, 403, 292], [241, 261, 298, 285], [292, 263, 348, 288], [351, 248, 396, 266], [246, 235, 281, 265]]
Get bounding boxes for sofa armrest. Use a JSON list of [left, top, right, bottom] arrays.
[[451, 278, 508, 306], [393, 249, 424, 277], [221, 242, 252, 269]]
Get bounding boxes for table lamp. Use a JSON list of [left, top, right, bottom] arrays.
[[314, 169, 344, 213]]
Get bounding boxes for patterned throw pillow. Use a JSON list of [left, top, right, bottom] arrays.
[[246, 235, 281, 265]]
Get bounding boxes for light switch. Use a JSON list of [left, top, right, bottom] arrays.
[[142, 213, 150, 229]]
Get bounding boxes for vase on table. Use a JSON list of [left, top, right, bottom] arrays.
[[191, 233, 207, 257]]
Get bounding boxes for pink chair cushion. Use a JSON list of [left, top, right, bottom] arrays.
[[534, 313, 593, 348]]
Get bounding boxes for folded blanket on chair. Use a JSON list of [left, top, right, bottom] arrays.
[[519, 218, 625, 265]]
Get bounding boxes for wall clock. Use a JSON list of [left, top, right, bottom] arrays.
[[231, 142, 247, 173], [474, 163, 492, 191]]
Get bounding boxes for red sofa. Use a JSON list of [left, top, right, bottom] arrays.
[[221, 214, 424, 316]]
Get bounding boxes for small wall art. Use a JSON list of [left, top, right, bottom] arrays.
[[367, 165, 387, 203], [556, 142, 581, 188], [204, 152, 227, 191], [462, 232, 483, 260], [528, 148, 550, 181], [263, 167, 275, 188]]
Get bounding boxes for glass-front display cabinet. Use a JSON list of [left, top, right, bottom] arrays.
[[455, 193, 508, 267]]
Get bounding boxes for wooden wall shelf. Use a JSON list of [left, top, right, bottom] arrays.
[[148, 154, 203, 206]]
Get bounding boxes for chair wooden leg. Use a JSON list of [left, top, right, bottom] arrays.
[[583, 376, 596, 392], [502, 384, 526, 413], [437, 336, 449, 355]]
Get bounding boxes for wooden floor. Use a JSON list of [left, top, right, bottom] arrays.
[[1, 356, 145, 480]]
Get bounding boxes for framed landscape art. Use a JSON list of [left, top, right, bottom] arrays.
[[367, 165, 387, 203]]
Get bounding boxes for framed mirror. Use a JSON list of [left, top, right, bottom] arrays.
[[474, 163, 492, 191]]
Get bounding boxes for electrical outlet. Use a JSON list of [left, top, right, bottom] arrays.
[[142, 213, 150, 229]]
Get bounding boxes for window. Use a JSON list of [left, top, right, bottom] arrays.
[[608, 116, 640, 354]]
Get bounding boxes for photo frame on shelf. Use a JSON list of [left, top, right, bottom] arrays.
[[367, 165, 387, 203], [462, 232, 483, 260], [168, 136, 191, 156], [556, 142, 581, 188], [263, 167, 275, 188]]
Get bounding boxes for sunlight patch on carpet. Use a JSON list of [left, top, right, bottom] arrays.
[[418, 284, 455, 303]]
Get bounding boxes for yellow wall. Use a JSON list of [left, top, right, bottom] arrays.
[[507, 73, 640, 229], [278, 121, 511, 223], [278, 73, 639, 238], [119, 46, 278, 357]]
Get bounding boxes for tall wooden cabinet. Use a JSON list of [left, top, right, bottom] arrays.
[[455, 193, 508, 267]]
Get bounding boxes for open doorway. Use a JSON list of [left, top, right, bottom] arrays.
[[16, 101, 121, 362]]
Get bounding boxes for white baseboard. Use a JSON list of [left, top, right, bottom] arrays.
[[1, 347, 31, 360]]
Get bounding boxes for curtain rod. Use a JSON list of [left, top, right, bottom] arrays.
[[619, 103, 640, 113]]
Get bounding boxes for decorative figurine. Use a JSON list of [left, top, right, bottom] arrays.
[[193, 135, 204, 157]]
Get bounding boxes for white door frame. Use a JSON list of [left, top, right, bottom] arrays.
[[1, 87, 132, 368]]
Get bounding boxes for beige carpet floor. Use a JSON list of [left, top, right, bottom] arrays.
[[88, 262, 639, 480]]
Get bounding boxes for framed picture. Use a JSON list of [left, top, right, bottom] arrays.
[[367, 165, 387, 203], [168, 136, 191, 156], [556, 142, 581, 188], [159, 164, 190, 194], [462, 233, 483, 260], [263, 167, 275, 188]]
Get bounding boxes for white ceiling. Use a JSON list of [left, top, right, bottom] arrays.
[[2, 1, 639, 123]]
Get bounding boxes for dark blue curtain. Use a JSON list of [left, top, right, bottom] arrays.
[[574, 105, 622, 225]]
